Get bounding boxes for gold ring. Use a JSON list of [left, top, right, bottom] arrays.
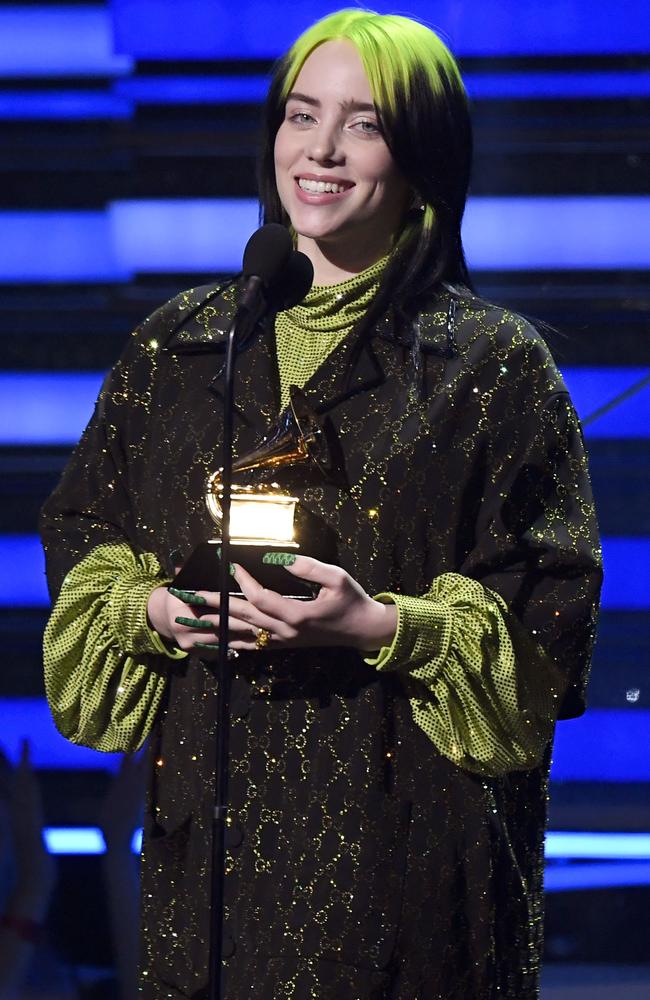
[[255, 627, 272, 650]]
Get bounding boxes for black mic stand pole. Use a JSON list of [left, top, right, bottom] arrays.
[[207, 298, 252, 1000]]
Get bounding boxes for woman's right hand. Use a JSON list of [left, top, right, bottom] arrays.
[[146, 585, 216, 651], [146, 585, 258, 652]]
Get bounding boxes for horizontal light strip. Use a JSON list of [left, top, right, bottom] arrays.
[[465, 69, 650, 100], [463, 197, 650, 270], [37, 833, 650, 890], [545, 861, 650, 892], [114, 75, 270, 104], [6, 3, 647, 75], [545, 832, 650, 859], [0, 7, 132, 77], [599, 539, 650, 612], [0, 91, 132, 120], [0, 536, 647, 611], [0, 696, 122, 771], [1, 365, 648, 447], [0, 372, 103, 445], [3, 69, 650, 119], [550, 709, 650, 782], [2, 699, 649, 780], [44, 827, 106, 854], [1, 198, 649, 280], [110, 0, 650, 58], [564, 368, 650, 438], [37, 828, 650, 885]]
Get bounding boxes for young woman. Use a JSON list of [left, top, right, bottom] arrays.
[[41, 9, 602, 998]]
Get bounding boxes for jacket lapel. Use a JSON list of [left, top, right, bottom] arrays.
[[161, 280, 458, 435]]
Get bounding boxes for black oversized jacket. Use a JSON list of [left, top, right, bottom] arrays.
[[41, 281, 602, 999]]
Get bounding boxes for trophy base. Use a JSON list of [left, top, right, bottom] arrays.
[[171, 540, 319, 600]]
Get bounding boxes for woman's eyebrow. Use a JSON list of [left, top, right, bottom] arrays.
[[286, 91, 375, 113]]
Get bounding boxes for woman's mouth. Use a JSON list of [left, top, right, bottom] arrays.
[[297, 177, 353, 195]]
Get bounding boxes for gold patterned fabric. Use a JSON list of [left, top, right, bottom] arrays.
[[40, 277, 602, 999]]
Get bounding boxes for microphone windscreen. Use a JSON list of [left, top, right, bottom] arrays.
[[272, 251, 314, 310], [242, 224, 293, 286]]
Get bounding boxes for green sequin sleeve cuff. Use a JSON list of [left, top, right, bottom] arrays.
[[108, 571, 186, 659], [44, 542, 184, 753], [364, 593, 453, 680], [365, 574, 566, 776]]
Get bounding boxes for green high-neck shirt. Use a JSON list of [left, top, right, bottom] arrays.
[[274, 254, 389, 410]]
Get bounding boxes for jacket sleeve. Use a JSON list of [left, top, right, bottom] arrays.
[[43, 542, 184, 753], [40, 316, 184, 753], [366, 391, 602, 776]]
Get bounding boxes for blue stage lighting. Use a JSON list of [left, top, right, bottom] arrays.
[[464, 70, 650, 100], [1, 198, 648, 281], [1, 365, 647, 448], [0, 91, 132, 120], [0, 699, 648, 780], [0, 6, 132, 77], [0, 697, 122, 771], [0, 212, 128, 282], [600, 539, 650, 612], [561, 368, 650, 439], [545, 861, 650, 892], [43, 827, 106, 854], [3, 70, 649, 121], [0, 529, 647, 611], [0, 372, 103, 445], [462, 197, 650, 270], [113, 75, 270, 104], [545, 832, 650, 859], [108, 199, 260, 274], [551, 709, 650, 782], [110, 0, 650, 59]]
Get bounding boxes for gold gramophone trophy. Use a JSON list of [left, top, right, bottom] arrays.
[[173, 386, 340, 599]]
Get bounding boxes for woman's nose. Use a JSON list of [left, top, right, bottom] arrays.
[[305, 124, 341, 163]]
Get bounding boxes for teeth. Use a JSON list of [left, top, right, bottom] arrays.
[[298, 178, 348, 194]]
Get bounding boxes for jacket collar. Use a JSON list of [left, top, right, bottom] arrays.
[[161, 279, 459, 431]]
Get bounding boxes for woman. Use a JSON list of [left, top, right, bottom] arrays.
[[40, 9, 602, 999]]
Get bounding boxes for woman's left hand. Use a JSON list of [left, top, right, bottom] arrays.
[[196, 554, 397, 655]]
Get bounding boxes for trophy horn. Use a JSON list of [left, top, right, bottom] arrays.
[[205, 386, 337, 539]]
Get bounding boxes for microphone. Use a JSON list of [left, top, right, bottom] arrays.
[[236, 224, 293, 336], [268, 249, 314, 311]]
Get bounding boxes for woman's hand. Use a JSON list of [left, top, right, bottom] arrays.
[[232, 555, 397, 653], [151, 554, 397, 656]]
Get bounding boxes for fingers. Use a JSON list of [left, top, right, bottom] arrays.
[[263, 553, 347, 589], [233, 563, 302, 627]]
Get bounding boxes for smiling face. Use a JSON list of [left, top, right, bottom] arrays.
[[273, 40, 410, 280]]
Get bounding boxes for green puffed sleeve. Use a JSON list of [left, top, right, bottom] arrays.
[[43, 541, 186, 754], [365, 575, 565, 775]]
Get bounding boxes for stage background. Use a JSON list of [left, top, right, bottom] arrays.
[[0, 1, 649, 996]]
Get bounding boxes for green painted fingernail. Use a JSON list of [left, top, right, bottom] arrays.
[[262, 551, 296, 566], [169, 587, 207, 605], [194, 641, 217, 650], [175, 616, 213, 630], [216, 546, 235, 574]]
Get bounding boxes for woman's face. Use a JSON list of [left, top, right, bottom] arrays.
[[273, 40, 410, 267]]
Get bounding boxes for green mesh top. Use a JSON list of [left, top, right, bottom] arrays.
[[42, 258, 559, 772], [275, 254, 388, 410]]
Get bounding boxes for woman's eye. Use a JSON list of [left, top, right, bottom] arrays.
[[289, 111, 315, 125], [353, 119, 380, 135]]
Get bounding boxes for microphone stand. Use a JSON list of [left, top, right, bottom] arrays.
[[207, 297, 253, 1000]]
